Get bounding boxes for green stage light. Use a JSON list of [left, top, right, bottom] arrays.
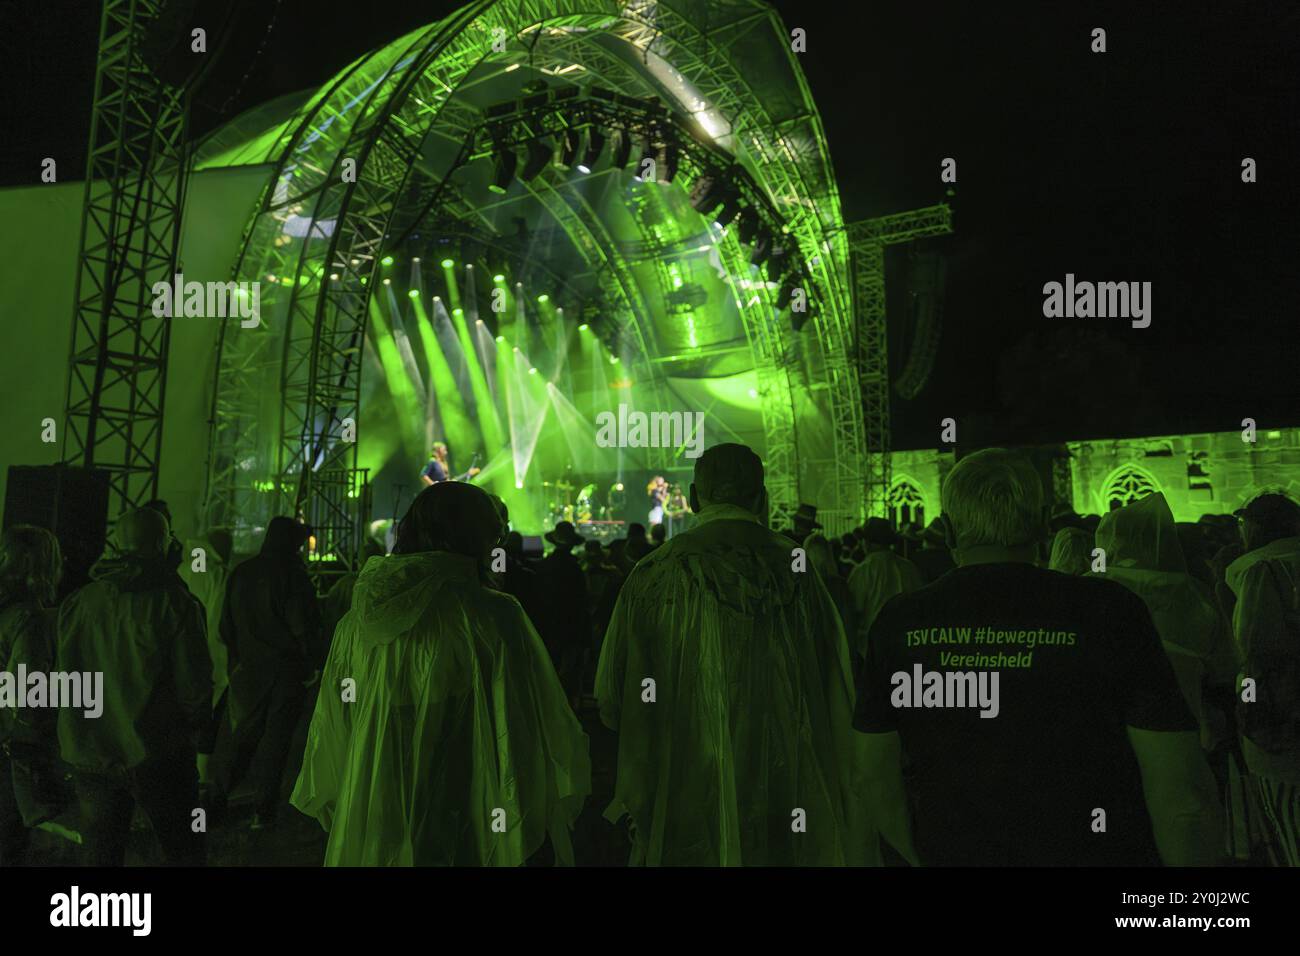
[[493, 274, 505, 282], [496, 335, 505, 343], [408, 289, 419, 298], [538, 294, 549, 302], [329, 273, 339, 281], [529, 367, 538, 375], [578, 323, 589, 331], [383, 278, 391, 285], [453, 308, 463, 315], [381, 255, 394, 266], [441, 259, 453, 268]]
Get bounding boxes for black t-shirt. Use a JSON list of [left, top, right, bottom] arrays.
[[854, 562, 1195, 866]]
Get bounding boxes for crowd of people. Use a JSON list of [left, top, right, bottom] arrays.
[[1, 445, 1297, 867]]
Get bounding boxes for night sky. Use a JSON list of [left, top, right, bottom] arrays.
[[3, 0, 1296, 450]]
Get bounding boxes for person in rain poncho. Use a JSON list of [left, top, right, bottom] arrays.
[[181, 528, 234, 789], [595, 443, 874, 866], [291, 481, 590, 865], [57, 508, 210, 865], [1225, 493, 1300, 864], [847, 518, 923, 660], [1091, 493, 1237, 749], [214, 517, 322, 826]]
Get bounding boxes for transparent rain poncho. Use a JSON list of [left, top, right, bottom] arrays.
[[596, 504, 876, 866], [291, 550, 591, 866], [1092, 493, 1237, 738]]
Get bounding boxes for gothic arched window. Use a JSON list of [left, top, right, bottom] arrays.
[[888, 477, 926, 530], [1102, 465, 1160, 512]]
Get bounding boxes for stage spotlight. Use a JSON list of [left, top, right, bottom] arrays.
[[611, 129, 633, 169], [767, 244, 792, 280], [381, 255, 394, 266], [578, 323, 589, 331], [749, 228, 774, 267], [329, 272, 339, 281], [714, 195, 743, 229], [407, 289, 418, 298], [577, 129, 606, 173], [556, 129, 580, 169], [493, 274, 505, 282], [521, 138, 551, 180], [529, 367, 538, 374], [689, 174, 725, 215], [662, 141, 680, 183], [412, 257, 420, 263], [777, 270, 804, 310], [496, 335, 505, 342], [489, 142, 517, 194], [441, 259, 454, 268], [383, 278, 391, 285], [538, 294, 549, 302]]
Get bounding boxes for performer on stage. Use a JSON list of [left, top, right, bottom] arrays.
[[647, 475, 669, 526], [420, 441, 480, 486]]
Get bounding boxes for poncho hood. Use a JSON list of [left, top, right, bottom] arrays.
[[637, 503, 799, 613], [349, 551, 480, 647], [88, 554, 177, 593], [1226, 535, 1300, 598], [1095, 492, 1186, 573]]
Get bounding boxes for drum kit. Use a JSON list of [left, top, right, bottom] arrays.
[[544, 479, 610, 524], [542, 478, 688, 526]]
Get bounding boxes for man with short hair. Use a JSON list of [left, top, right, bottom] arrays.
[[58, 508, 211, 865], [854, 448, 1223, 866], [597, 443, 871, 864], [1226, 492, 1300, 864]]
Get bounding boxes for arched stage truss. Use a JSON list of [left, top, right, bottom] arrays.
[[197, 0, 951, 567]]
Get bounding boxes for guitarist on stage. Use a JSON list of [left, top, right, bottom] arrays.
[[419, 441, 481, 486]]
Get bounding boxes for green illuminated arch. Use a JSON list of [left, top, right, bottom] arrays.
[[204, 0, 862, 548]]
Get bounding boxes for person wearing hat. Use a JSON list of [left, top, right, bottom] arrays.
[[596, 443, 872, 865], [539, 521, 592, 701], [846, 517, 923, 659], [783, 503, 822, 545], [1225, 492, 1300, 865]]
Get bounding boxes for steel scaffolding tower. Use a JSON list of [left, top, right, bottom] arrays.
[[848, 204, 953, 518], [62, 0, 188, 519]]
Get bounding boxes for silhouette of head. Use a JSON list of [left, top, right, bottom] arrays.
[[0, 525, 63, 605], [262, 516, 311, 557], [689, 443, 765, 517], [1236, 492, 1300, 553], [207, 528, 234, 564], [394, 481, 502, 563], [650, 523, 666, 544], [118, 508, 171, 559], [940, 448, 1044, 553], [143, 498, 173, 525]]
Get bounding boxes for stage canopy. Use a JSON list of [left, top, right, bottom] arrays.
[[196, 0, 865, 548]]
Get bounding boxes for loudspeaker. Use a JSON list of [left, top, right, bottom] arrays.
[[3, 465, 110, 598]]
